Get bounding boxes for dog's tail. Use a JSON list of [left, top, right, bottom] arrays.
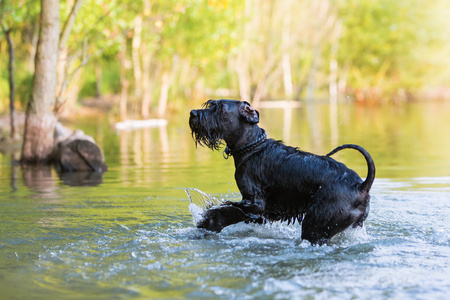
[[326, 144, 375, 193]]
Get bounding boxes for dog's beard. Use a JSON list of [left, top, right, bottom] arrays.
[[191, 129, 224, 150], [189, 113, 224, 151]]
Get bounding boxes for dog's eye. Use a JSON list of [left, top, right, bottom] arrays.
[[204, 100, 218, 109]]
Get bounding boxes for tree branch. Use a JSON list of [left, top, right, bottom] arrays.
[[59, 0, 83, 51]]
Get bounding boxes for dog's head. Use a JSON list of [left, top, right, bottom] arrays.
[[189, 99, 260, 150]]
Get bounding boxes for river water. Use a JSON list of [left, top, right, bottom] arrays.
[[0, 102, 449, 299]]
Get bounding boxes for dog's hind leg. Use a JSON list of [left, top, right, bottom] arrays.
[[301, 194, 361, 245]]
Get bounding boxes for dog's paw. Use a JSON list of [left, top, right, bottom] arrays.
[[197, 205, 248, 232]]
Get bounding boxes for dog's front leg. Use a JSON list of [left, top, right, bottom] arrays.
[[197, 205, 249, 232], [222, 197, 265, 223], [197, 197, 265, 232]]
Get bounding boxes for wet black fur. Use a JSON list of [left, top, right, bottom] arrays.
[[189, 99, 375, 245], [189, 100, 226, 150]]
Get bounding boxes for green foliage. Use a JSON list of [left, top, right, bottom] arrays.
[[15, 69, 33, 107], [335, 0, 450, 99], [1, 0, 450, 114], [0, 0, 39, 109]]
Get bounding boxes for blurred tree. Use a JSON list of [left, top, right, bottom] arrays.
[[21, 0, 60, 164], [1, 0, 450, 122], [55, 0, 83, 112], [334, 0, 448, 102], [54, 0, 123, 116], [0, 0, 18, 139]]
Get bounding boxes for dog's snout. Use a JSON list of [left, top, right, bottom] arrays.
[[190, 110, 198, 118]]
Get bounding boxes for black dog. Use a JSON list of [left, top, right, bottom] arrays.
[[189, 99, 375, 245]]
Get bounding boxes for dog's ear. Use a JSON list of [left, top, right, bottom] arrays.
[[240, 102, 259, 124]]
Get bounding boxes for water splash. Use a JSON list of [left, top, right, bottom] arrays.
[[430, 228, 450, 245], [185, 188, 370, 246], [329, 224, 369, 246], [185, 188, 225, 210], [188, 202, 204, 227], [185, 188, 225, 226]]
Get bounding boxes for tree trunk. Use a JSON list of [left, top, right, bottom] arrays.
[[141, 49, 152, 119], [6, 31, 17, 139], [119, 39, 129, 121], [252, 77, 265, 108], [3, 30, 17, 139], [132, 14, 142, 98], [281, 0, 293, 98], [157, 71, 170, 118], [141, 0, 153, 118], [329, 20, 342, 105], [59, 0, 82, 51], [236, 52, 250, 102], [56, 0, 83, 111], [0, 1, 17, 139], [95, 62, 102, 97], [21, 0, 60, 164], [306, 47, 321, 102], [28, 24, 39, 73], [236, 0, 252, 102], [338, 62, 350, 96]]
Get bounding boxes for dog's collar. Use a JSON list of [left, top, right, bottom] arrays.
[[223, 129, 267, 159]]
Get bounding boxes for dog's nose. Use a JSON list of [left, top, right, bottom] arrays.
[[190, 110, 198, 118]]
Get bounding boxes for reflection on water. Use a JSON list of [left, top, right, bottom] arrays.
[[0, 102, 449, 299], [22, 165, 58, 195], [58, 171, 104, 186]]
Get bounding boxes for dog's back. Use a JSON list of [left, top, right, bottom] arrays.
[[235, 139, 366, 224]]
